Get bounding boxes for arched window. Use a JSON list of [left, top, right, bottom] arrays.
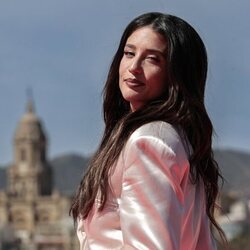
[[20, 148, 26, 161], [37, 210, 50, 223], [12, 211, 25, 224]]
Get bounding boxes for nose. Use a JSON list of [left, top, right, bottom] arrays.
[[128, 58, 142, 74]]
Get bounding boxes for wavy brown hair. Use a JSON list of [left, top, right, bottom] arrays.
[[70, 12, 226, 245]]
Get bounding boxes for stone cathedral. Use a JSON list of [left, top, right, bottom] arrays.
[[0, 100, 77, 250]]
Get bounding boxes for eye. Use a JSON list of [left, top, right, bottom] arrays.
[[124, 50, 135, 58], [146, 56, 160, 63]]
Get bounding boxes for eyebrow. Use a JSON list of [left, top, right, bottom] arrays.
[[124, 44, 166, 56]]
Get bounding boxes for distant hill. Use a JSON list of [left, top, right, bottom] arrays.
[[0, 149, 249, 196], [214, 149, 250, 196], [50, 153, 90, 195], [0, 154, 90, 196]]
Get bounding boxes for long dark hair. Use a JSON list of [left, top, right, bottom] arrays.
[[70, 12, 226, 244]]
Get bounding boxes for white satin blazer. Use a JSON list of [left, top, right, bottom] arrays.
[[77, 121, 217, 250]]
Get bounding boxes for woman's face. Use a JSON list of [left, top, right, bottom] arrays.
[[119, 26, 168, 111]]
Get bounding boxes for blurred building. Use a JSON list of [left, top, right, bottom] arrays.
[[217, 198, 250, 241], [0, 100, 78, 250]]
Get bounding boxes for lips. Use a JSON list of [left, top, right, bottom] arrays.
[[124, 78, 144, 87]]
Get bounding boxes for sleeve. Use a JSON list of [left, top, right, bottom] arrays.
[[77, 217, 87, 250], [120, 135, 189, 250]]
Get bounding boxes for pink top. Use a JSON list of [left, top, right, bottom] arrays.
[[77, 121, 217, 250]]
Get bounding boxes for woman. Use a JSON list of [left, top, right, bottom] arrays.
[[70, 12, 226, 249]]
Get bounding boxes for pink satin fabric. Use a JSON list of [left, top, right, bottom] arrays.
[[77, 121, 217, 250]]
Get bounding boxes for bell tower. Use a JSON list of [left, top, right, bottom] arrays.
[[7, 98, 52, 199]]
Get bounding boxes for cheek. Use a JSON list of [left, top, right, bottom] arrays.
[[146, 67, 166, 83], [119, 58, 126, 77], [118, 62, 125, 90], [149, 70, 168, 93]]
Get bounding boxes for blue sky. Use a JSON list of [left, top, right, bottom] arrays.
[[0, 0, 249, 165]]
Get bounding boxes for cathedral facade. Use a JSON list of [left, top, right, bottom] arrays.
[[0, 101, 78, 250]]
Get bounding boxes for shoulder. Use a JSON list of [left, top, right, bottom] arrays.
[[121, 121, 190, 171], [128, 121, 187, 155], [132, 121, 178, 137], [121, 121, 190, 194]]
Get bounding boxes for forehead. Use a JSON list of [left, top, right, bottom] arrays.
[[126, 26, 167, 51]]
